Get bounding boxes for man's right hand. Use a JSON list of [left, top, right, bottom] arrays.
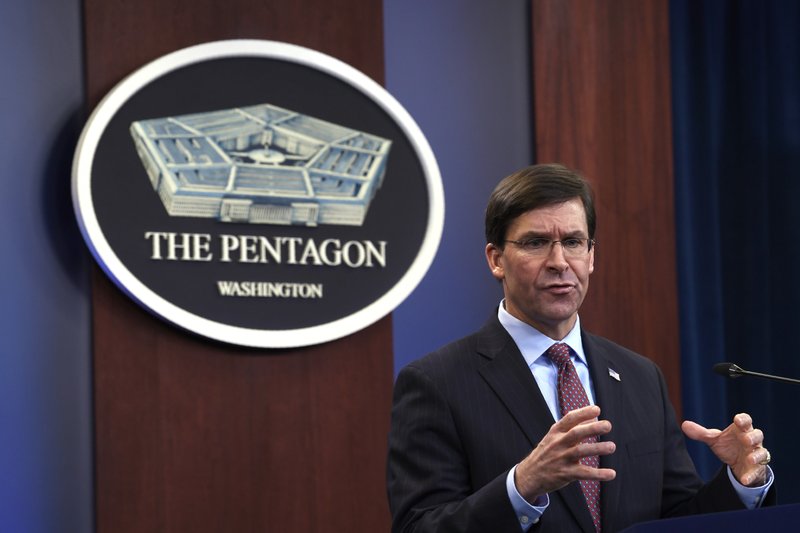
[[514, 405, 616, 502]]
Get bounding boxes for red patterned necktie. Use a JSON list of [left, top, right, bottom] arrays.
[[546, 342, 601, 532]]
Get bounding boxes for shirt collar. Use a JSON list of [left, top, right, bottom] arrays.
[[497, 300, 587, 368]]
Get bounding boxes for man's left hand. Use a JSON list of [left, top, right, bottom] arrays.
[[681, 413, 769, 487]]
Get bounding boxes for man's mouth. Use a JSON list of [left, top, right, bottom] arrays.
[[542, 283, 575, 294]]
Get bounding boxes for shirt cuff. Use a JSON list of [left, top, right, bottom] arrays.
[[506, 464, 549, 531], [726, 465, 774, 509]]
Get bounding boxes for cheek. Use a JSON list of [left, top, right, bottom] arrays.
[[511, 262, 542, 285]]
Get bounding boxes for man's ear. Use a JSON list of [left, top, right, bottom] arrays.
[[485, 243, 504, 281]]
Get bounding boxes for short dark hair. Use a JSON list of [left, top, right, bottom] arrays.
[[484, 163, 596, 245]]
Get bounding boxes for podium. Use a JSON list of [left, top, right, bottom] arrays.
[[621, 504, 800, 532]]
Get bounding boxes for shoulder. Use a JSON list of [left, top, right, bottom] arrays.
[[401, 329, 486, 379], [398, 315, 512, 383]]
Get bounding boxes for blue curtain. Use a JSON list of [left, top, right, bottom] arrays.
[[671, 0, 800, 502]]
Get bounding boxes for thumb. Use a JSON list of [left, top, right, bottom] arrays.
[[681, 420, 722, 444]]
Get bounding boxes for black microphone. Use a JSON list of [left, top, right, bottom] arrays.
[[713, 362, 800, 385]]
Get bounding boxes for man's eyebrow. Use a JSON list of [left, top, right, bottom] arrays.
[[514, 230, 588, 239], [513, 231, 549, 239]]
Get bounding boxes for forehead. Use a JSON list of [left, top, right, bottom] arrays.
[[506, 198, 588, 236]]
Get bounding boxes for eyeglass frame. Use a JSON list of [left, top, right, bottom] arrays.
[[502, 237, 596, 257]]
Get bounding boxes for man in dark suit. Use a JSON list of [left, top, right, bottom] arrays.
[[387, 164, 774, 532]]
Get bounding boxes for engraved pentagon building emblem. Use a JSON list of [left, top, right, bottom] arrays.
[[72, 40, 443, 349], [130, 103, 391, 227]]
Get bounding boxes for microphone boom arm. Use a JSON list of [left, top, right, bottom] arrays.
[[713, 362, 800, 385]]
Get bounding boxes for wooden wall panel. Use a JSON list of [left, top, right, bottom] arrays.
[[83, 1, 392, 531], [83, 0, 385, 104], [531, 0, 682, 412]]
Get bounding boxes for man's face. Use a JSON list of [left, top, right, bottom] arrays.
[[485, 198, 594, 340]]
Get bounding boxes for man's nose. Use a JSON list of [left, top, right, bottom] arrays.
[[545, 241, 569, 270]]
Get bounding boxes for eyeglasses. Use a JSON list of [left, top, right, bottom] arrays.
[[504, 237, 595, 258]]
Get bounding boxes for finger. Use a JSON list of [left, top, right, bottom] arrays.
[[741, 428, 764, 448], [575, 465, 617, 482], [557, 405, 601, 430], [574, 440, 616, 459], [748, 446, 770, 466], [681, 420, 722, 443], [566, 419, 613, 445], [738, 465, 767, 487], [733, 413, 754, 432]]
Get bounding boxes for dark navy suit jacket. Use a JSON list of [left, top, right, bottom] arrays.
[[387, 316, 772, 532]]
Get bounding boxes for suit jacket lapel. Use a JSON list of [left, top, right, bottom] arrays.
[[475, 318, 553, 446], [474, 317, 597, 533], [583, 331, 624, 533]]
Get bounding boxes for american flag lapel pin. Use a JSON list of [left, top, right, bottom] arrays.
[[608, 368, 621, 381]]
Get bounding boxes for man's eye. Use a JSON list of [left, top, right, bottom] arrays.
[[523, 238, 550, 249], [562, 238, 583, 249]]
